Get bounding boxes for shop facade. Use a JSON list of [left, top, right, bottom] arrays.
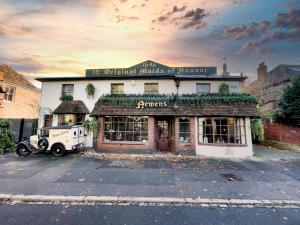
[[37, 60, 258, 157]]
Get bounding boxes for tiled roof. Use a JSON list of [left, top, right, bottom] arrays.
[[0, 64, 37, 89], [268, 64, 300, 86], [53, 100, 90, 114]]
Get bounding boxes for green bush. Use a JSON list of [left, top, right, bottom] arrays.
[[0, 119, 16, 153], [59, 95, 73, 101], [84, 117, 99, 134], [251, 119, 264, 143]]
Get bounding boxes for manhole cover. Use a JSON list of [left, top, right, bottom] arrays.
[[221, 173, 242, 181]]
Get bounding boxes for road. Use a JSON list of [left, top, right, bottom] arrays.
[[0, 203, 299, 225]]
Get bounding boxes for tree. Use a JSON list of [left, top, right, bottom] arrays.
[[277, 76, 300, 126]]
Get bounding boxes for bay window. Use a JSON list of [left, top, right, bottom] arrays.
[[198, 117, 246, 145], [104, 116, 148, 142]]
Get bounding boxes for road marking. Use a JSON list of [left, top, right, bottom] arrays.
[[0, 194, 300, 208]]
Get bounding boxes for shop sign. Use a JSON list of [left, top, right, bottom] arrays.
[[136, 100, 167, 109], [86, 60, 217, 77]]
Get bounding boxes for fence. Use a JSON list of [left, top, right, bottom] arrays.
[[264, 122, 300, 145]]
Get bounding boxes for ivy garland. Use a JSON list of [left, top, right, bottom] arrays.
[[85, 83, 96, 99], [95, 93, 258, 106]]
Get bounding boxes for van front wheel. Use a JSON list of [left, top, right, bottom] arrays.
[[51, 144, 65, 157]]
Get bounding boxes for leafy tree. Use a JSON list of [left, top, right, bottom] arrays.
[[277, 76, 300, 126], [218, 83, 230, 94]]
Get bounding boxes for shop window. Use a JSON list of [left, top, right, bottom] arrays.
[[111, 83, 124, 94], [196, 83, 210, 94], [179, 117, 190, 143], [104, 116, 148, 142], [4, 86, 15, 102], [144, 83, 159, 94], [198, 117, 246, 145], [44, 114, 53, 127], [62, 84, 74, 98], [58, 114, 75, 125]]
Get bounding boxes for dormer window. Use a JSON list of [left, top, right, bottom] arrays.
[[4, 86, 15, 102]]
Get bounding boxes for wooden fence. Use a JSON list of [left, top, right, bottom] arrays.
[[264, 123, 300, 145]]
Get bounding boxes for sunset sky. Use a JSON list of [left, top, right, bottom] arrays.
[[0, 0, 299, 86]]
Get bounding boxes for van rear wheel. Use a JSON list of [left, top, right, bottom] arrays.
[[51, 144, 65, 157]]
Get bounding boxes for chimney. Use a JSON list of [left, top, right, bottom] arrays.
[[257, 62, 268, 81], [222, 57, 230, 76]]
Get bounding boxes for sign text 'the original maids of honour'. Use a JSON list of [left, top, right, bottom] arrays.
[[86, 60, 217, 77]]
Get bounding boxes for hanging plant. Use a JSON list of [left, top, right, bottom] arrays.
[[219, 83, 230, 95], [85, 83, 96, 99], [84, 117, 99, 134]]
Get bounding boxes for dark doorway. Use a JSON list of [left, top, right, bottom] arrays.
[[156, 117, 172, 152]]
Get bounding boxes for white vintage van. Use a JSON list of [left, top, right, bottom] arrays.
[[16, 125, 85, 157]]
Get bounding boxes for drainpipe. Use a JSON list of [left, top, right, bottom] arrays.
[[174, 79, 180, 154]]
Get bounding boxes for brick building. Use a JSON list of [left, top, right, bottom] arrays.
[[0, 64, 41, 119], [36, 60, 258, 158], [244, 62, 300, 110]]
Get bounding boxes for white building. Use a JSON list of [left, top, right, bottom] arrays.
[[37, 60, 258, 158]]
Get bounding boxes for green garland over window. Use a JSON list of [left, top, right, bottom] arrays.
[[95, 93, 258, 106]]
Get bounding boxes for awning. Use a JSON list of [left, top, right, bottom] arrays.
[[53, 100, 90, 114], [91, 104, 259, 117]]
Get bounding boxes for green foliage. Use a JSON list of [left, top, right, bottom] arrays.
[[251, 119, 264, 143], [96, 93, 258, 107], [277, 76, 300, 126], [59, 95, 73, 101], [84, 117, 99, 134], [0, 119, 16, 153], [218, 83, 230, 95], [258, 107, 277, 120], [85, 83, 96, 99]]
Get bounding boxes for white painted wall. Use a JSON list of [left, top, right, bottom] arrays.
[[195, 117, 253, 158], [38, 78, 243, 148]]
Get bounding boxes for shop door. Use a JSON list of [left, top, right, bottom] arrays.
[[157, 119, 170, 151]]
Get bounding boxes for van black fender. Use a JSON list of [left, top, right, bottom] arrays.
[[17, 141, 36, 152]]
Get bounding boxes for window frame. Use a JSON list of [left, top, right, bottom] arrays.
[[4, 86, 16, 102], [61, 84, 74, 98], [103, 116, 148, 144], [144, 83, 159, 94], [179, 117, 190, 143], [198, 117, 247, 146], [111, 83, 124, 94], [44, 114, 53, 127], [196, 83, 211, 94]]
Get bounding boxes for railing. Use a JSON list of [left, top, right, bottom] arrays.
[[264, 123, 300, 145]]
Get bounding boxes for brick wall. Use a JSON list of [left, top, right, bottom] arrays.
[[0, 82, 40, 119]]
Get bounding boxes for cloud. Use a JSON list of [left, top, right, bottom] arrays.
[[0, 56, 43, 73], [152, 5, 187, 23], [224, 7, 300, 53], [153, 6, 208, 30], [224, 21, 271, 40], [177, 8, 209, 29], [115, 15, 140, 23]]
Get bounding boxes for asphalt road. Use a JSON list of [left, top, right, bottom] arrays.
[[0, 203, 299, 225]]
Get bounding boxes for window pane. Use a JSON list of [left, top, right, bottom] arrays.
[[111, 84, 124, 94], [62, 84, 74, 97], [196, 83, 210, 94], [144, 83, 158, 94], [103, 116, 148, 142]]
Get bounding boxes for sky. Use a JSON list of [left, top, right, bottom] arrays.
[[0, 0, 300, 86]]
